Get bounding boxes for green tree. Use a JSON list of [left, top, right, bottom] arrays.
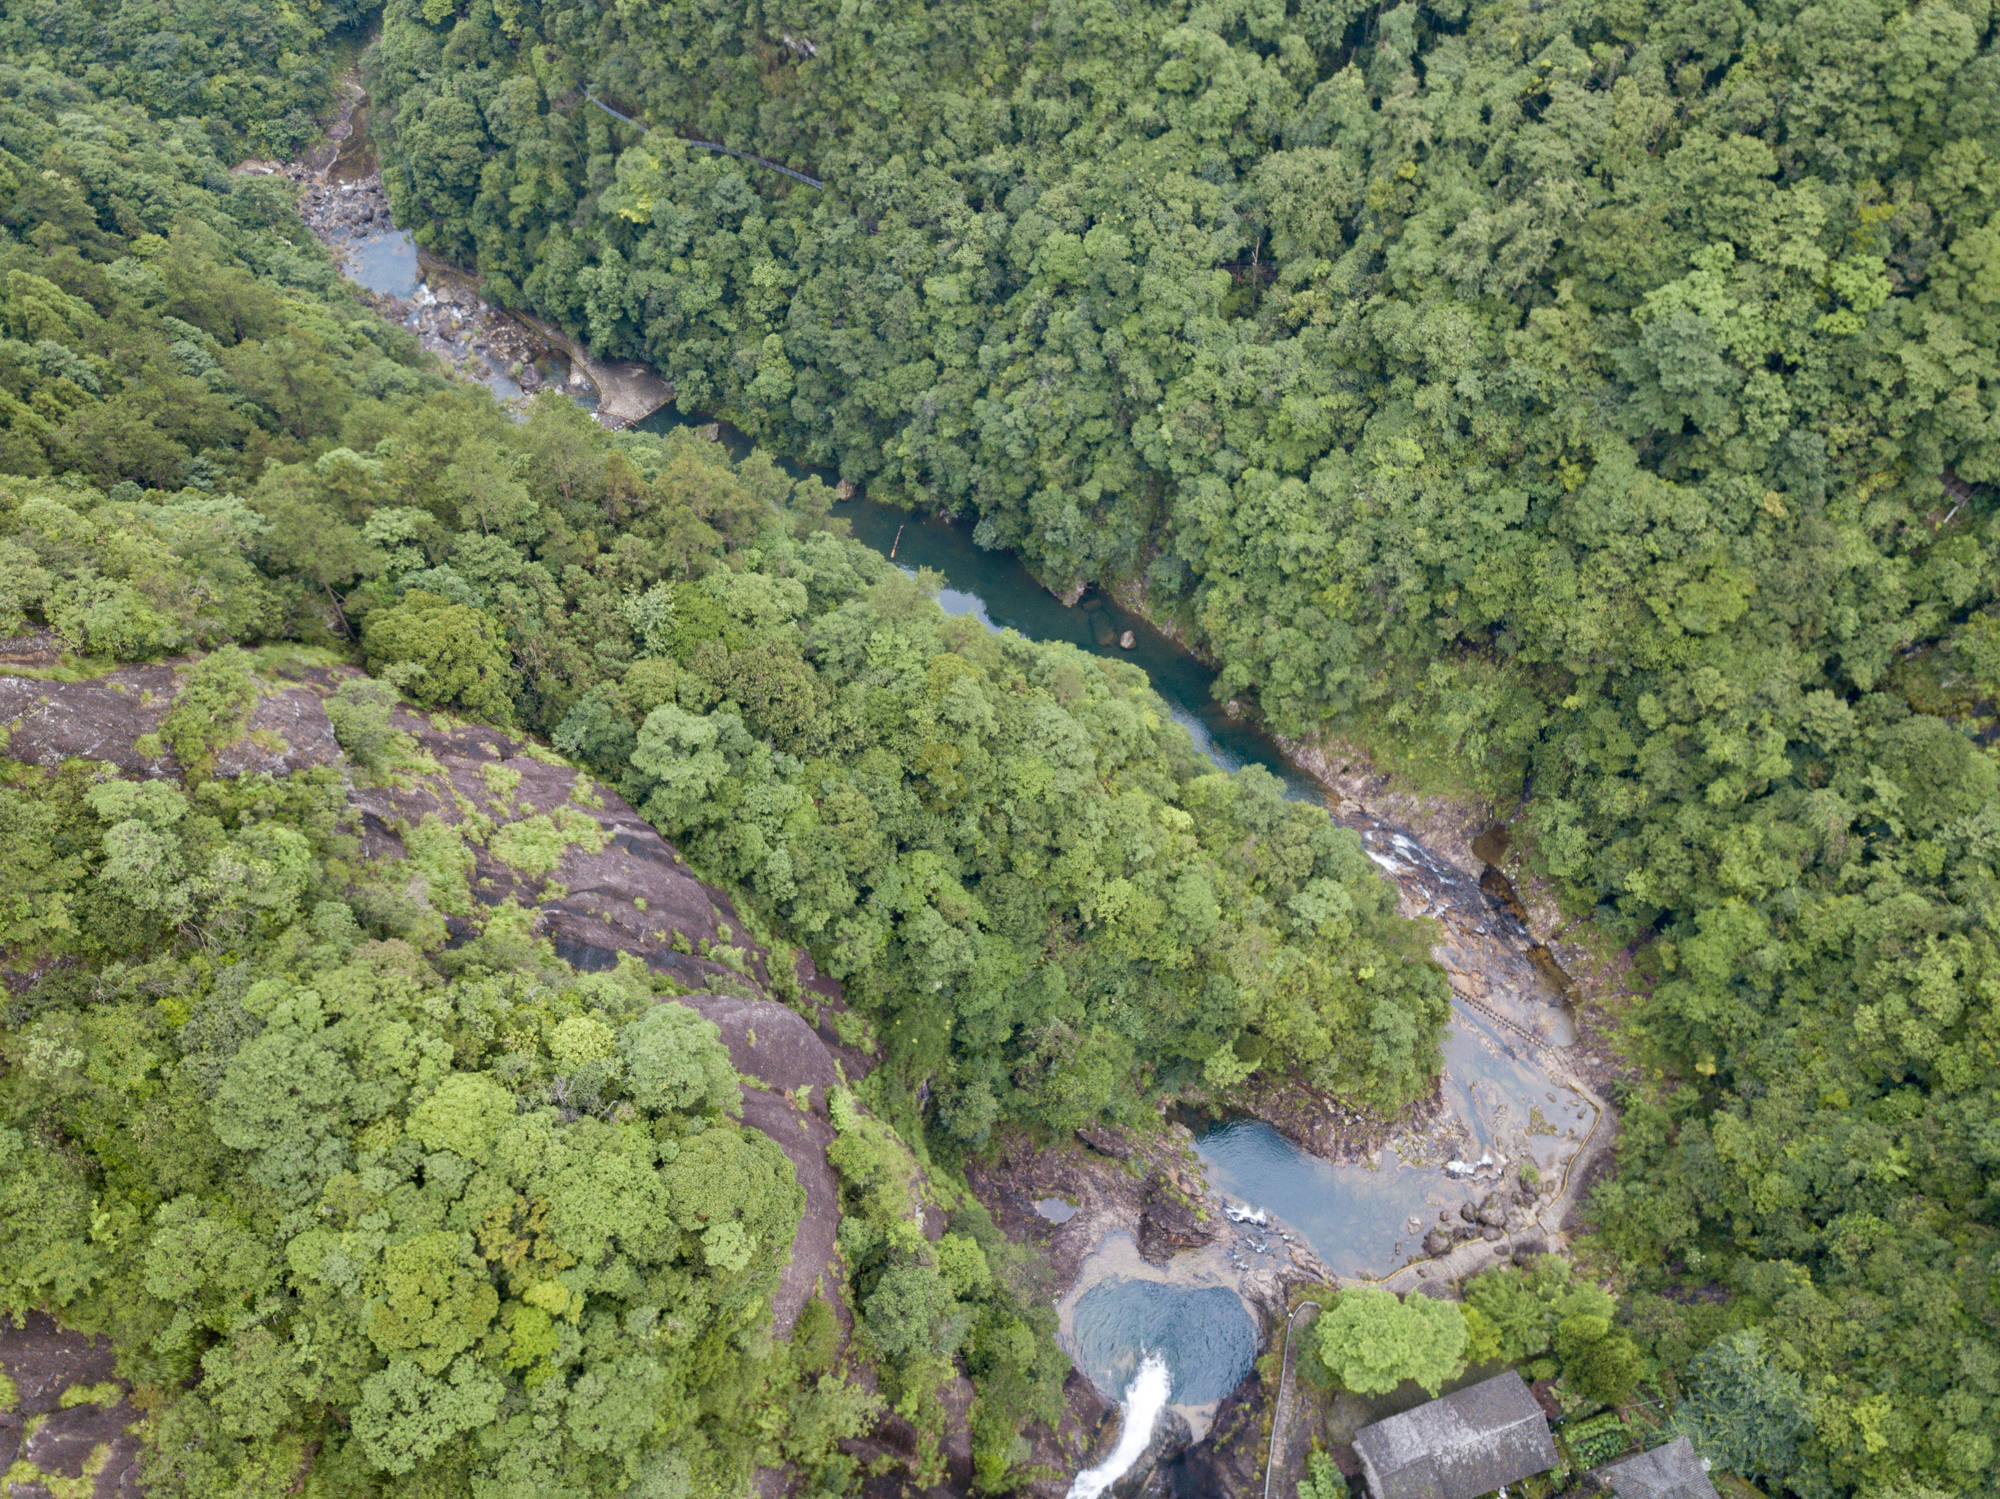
[[619, 1004, 740, 1118], [1311, 1289, 1469, 1396], [362, 590, 517, 724], [1672, 1331, 1814, 1489], [158, 646, 258, 772], [1554, 1314, 1644, 1407], [1298, 1451, 1350, 1499]]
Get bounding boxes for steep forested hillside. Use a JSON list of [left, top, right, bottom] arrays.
[[0, 55, 1461, 1495], [359, 1, 2000, 1494], [0, 0, 369, 155], [4, 0, 2000, 1491]]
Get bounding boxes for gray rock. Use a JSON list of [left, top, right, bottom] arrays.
[[24, 1399, 133, 1477], [1137, 1176, 1214, 1265], [0, 1313, 117, 1417], [1078, 1126, 1134, 1160], [1113, 1405, 1195, 1498]]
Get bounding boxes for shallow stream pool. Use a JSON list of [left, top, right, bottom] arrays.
[[1195, 1007, 1595, 1276]]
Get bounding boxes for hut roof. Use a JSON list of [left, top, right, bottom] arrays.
[[1594, 1438, 1720, 1499], [1352, 1371, 1559, 1499]]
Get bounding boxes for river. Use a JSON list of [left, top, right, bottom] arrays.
[[627, 409, 1601, 1275], [306, 93, 1601, 1497], [626, 412, 1601, 1491]]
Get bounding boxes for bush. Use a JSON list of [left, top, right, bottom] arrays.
[[324, 675, 402, 767], [362, 591, 516, 724], [1310, 1288, 1468, 1397]]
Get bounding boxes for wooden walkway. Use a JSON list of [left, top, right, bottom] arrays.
[[1264, 1300, 1323, 1499], [583, 95, 825, 189]]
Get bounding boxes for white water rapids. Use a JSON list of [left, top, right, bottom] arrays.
[[1066, 1352, 1172, 1499]]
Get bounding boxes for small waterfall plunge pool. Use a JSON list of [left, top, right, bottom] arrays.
[[1070, 1280, 1259, 1410]]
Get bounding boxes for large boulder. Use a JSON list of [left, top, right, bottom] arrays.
[[679, 993, 847, 1332], [1136, 1175, 1215, 1265], [0, 1313, 144, 1498]]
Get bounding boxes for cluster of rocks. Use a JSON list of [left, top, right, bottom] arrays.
[[294, 169, 395, 237], [1421, 1169, 1547, 1258], [392, 277, 561, 398], [290, 169, 565, 403]]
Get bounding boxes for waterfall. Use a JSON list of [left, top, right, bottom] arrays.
[[1068, 1352, 1172, 1499]]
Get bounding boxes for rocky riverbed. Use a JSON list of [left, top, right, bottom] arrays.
[[291, 170, 562, 402], [270, 77, 670, 423]]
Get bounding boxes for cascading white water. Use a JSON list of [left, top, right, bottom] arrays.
[[1067, 1352, 1172, 1499]]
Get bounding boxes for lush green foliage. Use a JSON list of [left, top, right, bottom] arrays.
[[10, 0, 2000, 1487], [0, 69, 441, 504], [1298, 1451, 1350, 1499], [0, 745, 841, 1496], [1308, 1286, 1469, 1397], [0, 0, 371, 154], [0, 55, 1456, 1496], [1305, 1266, 1639, 1407], [821, 1086, 1069, 1487], [363, 0, 2000, 1490], [581, 544, 1450, 1126]]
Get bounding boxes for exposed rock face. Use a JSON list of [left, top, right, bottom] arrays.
[[1112, 1406, 1194, 1498], [212, 686, 344, 776], [0, 663, 344, 780], [681, 993, 846, 1333], [1079, 1125, 1135, 1160], [0, 1313, 144, 1499], [1167, 1370, 1266, 1498], [0, 665, 182, 775], [1137, 1174, 1216, 1265], [341, 701, 765, 997]]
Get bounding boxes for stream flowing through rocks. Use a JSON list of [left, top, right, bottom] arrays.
[[796, 488, 1611, 1496], [284, 83, 1608, 1491], [276, 75, 665, 417]]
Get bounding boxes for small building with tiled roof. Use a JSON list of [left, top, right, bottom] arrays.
[[1352, 1370, 1560, 1499], [1592, 1437, 1719, 1499]]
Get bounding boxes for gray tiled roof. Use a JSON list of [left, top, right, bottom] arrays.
[[1595, 1438, 1719, 1499], [1353, 1371, 1559, 1499]]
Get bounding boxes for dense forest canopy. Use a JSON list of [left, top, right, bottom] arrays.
[[0, 0, 1997, 1495], [0, 55, 1454, 1495], [0, 0, 370, 154], [359, 0, 2000, 1494]]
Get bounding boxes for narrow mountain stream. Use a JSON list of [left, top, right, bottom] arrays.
[[617, 413, 1602, 1491], [308, 99, 1598, 1462]]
